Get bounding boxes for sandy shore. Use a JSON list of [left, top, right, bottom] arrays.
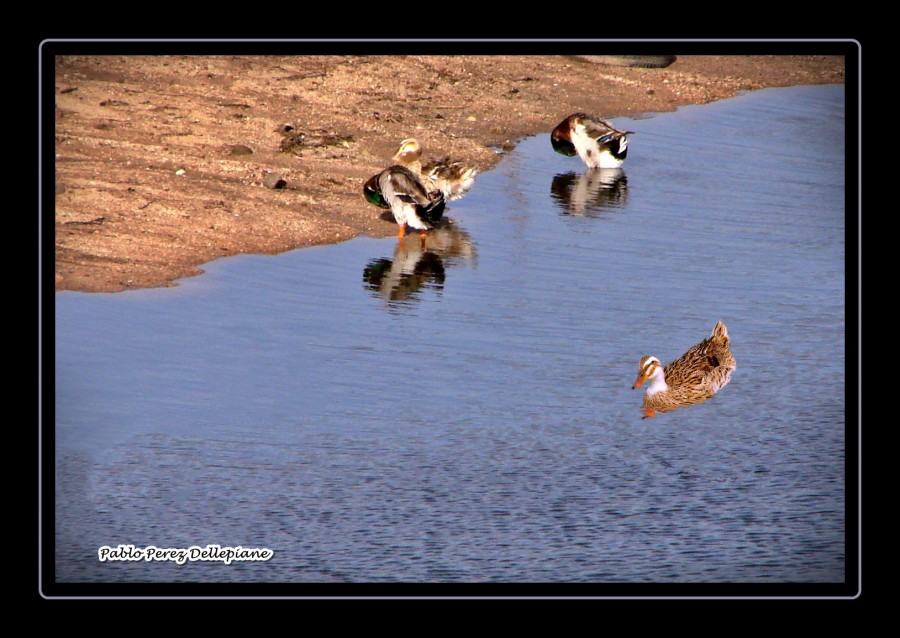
[[52, 54, 845, 293]]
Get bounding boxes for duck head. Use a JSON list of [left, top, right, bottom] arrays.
[[632, 356, 663, 390], [550, 123, 577, 157], [363, 174, 388, 208], [392, 138, 423, 164]]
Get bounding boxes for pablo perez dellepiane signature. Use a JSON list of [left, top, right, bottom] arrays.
[[98, 544, 273, 565]]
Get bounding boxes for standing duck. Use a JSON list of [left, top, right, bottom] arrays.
[[364, 165, 446, 240], [392, 138, 478, 202], [551, 113, 633, 169], [631, 321, 736, 418]]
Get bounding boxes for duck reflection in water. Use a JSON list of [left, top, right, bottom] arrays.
[[550, 168, 628, 217], [363, 222, 476, 305]]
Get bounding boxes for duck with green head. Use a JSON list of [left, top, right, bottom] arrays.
[[551, 113, 633, 169], [364, 165, 446, 240]]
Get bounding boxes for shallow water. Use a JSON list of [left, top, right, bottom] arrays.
[[54, 85, 847, 585]]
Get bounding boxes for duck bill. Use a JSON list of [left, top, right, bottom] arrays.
[[632, 372, 646, 389]]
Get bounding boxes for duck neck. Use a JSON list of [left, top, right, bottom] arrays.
[[405, 158, 423, 174], [645, 372, 669, 396], [395, 153, 422, 174]]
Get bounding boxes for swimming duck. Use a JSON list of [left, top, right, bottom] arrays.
[[551, 113, 633, 169], [392, 138, 478, 202], [631, 321, 736, 418], [364, 165, 446, 239]]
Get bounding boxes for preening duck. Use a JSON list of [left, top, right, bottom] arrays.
[[392, 138, 478, 202], [551, 113, 633, 169], [364, 165, 446, 240], [632, 321, 736, 419]]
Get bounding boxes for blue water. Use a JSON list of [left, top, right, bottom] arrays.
[[54, 85, 848, 585]]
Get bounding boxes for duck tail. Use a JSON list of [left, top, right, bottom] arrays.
[[599, 134, 628, 160], [420, 191, 446, 225], [711, 322, 730, 349]]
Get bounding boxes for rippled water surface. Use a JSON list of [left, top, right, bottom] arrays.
[[54, 85, 848, 585]]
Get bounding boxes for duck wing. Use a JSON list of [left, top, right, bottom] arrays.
[[423, 157, 478, 201], [663, 322, 735, 391], [580, 116, 630, 143], [381, 165, 433, 206]]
